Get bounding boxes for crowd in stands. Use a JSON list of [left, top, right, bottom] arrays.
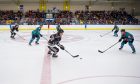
[[0, 10, 23, 24], [75, 10, 139, 25], [0, 10, 139, 25]]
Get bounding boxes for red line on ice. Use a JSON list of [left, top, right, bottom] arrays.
[[40, 47, 51, 84]]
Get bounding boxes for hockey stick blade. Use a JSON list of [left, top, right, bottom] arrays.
[[72, 55, 79, 58], [98, 50, 104, 53]]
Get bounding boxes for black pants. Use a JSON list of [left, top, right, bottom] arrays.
[[29, 34, 40, 44], [11, 31, 16, 37], [48, 46, 59, 55]]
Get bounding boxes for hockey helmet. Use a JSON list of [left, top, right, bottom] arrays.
[[121, 29, 125, 32]]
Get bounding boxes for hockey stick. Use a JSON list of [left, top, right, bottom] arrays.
[[98, 41, 119, 53], [44, 32, 79, 58], [16, 33, 26, 40], [65, 49, 79, 58], [42, 36, 48, 41], [100, 31, 112, 37]]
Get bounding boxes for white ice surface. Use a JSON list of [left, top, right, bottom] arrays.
[[0, 30, 140, 84]]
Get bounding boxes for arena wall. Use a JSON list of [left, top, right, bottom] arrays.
[[0, 2, 139, 15], [0, 25, 140, 31]]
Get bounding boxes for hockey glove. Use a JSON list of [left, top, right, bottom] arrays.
[[118, 39, 122, 42], [40, 34, 43, 37], [60, 45, 65, 50]]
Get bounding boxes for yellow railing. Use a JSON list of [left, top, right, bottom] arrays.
[[63, 0, 70, 11], [39, 0, 47, 11]]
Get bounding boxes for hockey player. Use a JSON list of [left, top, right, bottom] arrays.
[[112, 23, 119, 37], [48, 29, 65, 57], [118, 29, 136, 53], [56, 24, 62, 32], [29, 25, 43, 45], [10, 24, 19, 39]]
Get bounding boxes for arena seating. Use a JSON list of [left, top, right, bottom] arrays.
[[0, 10, 139, 25]]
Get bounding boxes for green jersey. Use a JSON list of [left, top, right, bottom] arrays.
[[112, 25, 119, 31], [32, 27, 41, 36]]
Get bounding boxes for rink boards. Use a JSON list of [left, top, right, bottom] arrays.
[[0, 25, 140, 30]]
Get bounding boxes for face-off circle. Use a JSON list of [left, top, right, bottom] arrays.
[[14, 33, 84, 44], [61, 34, 84, 43]]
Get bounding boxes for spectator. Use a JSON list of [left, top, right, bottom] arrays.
[[0, 10, 139, 25]]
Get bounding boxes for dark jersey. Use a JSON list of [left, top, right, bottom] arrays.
[[11, 25, 19, 32], [48, 33, 61, 46], [56, 25, 62, 32], [112, 25, 119, 31]]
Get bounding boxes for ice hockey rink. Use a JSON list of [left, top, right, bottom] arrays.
[[0, 30, 140, 84]]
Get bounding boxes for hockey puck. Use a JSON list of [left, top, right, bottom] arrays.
[[80, 58, 82, 59]]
